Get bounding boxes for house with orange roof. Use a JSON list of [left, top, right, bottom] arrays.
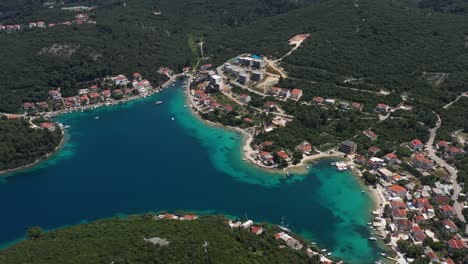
[[384, 153, 399, 164], [389, 184, 407, 197], [410, 224, 426, 244], [40, 122, 56, 132], [409, 139, 424, 151], [448, 146, 464, 158], [312, 96, 324, 104], [392, 208, 407, 219], [412, 153, 433, 171], [442, 220, 458, 233], [180, 214, 198, 221], [23, 102, 35, 110], [132, 72, 142, 81], [437, 140, 449, 150], [447, 235, 466, 250], [363, 130, 378, 141], [276, 150, 290, 161], [375, 103, 390, 114], [251, 225, 263, 235], [440, 204, 455, 218], [259, 151, 274, 165], [368, 146, 381, 156], [290, 88, 303, 100]]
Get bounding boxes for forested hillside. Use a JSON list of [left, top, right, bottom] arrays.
[[0, 215, 316, 264], [1, 0, 467, 112], [0, 118, 63, 171]]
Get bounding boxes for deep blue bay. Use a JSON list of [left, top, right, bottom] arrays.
[[0, 81, 380, 263]]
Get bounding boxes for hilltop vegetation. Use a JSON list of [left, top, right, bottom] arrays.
[[0, 118, 63, 171], [0, 214, 316, 264]]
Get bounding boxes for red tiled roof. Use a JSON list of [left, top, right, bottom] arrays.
[[313, 96, 324, 103], [390, 185, 406, 194], [385, 153, 397, 159], [277, 150, 289, 160], [411, 139, 423, 146], [391, 201, 406, 209], [291, 88, 302, 95], [447, 236, 465, 249]]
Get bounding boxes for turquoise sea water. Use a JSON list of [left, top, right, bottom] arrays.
[[0, 81, 379, 263]]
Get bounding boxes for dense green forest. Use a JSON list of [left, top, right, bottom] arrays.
[[0, 214, 317, 264], [0, 118, 63, 171]]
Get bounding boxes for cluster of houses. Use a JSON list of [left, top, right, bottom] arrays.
[[0, 13, 95, 33], [227, 219, 327, 260], [350, 136, 467, 262], [23, 73, 154, 113], [269, 87, 303, 101], [191, 82, 236, 115], [254, 140, 313, 167], [312, 96, 363, 111]]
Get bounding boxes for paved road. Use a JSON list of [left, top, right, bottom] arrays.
[[426, 113, 465, 225]]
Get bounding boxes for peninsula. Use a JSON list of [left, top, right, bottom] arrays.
[[0, 213, 332, 264]]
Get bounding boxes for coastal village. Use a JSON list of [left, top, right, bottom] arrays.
[[1, 30, 466, 263], [184, 34, 467, 263]]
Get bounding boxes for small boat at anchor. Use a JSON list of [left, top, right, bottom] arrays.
[[155, 101, 163, 105]]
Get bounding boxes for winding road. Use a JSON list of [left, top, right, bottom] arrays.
[[426, 113, 466, 226]]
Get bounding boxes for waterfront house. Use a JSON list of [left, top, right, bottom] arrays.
[[241, 220, 253, 229], [368, 146, 381, 156], [80, 95, 89, 105], [363, 130, 378, 141], [375, 103, 390, 114], [40, 122, 55, 132], [339, 140, 357, 154], [410, 224, 426, 244], [75, 13, 90, 21], [442, 220, 458, 233], [78, 88, 89, 95], [0, 25, 5, 31], [251, 225, 263, 235], [102, 89, 111, 98], [48, 23, 56, 27], [409, 139, 424, 151], [298, 142, 312, 155], [180, 215, 198, 221], [389, 184, 407, 198], [277, 150, 290, 161], [88, 92, 101, 103], [440, 204, 455, 218], [290, 88, 303, 100], [312, 96, 324, 104], [259, 151, 274, 165], [64, 97, 77, 108]]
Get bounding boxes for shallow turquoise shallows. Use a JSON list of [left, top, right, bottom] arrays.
[[0, 81, 379, 263]]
